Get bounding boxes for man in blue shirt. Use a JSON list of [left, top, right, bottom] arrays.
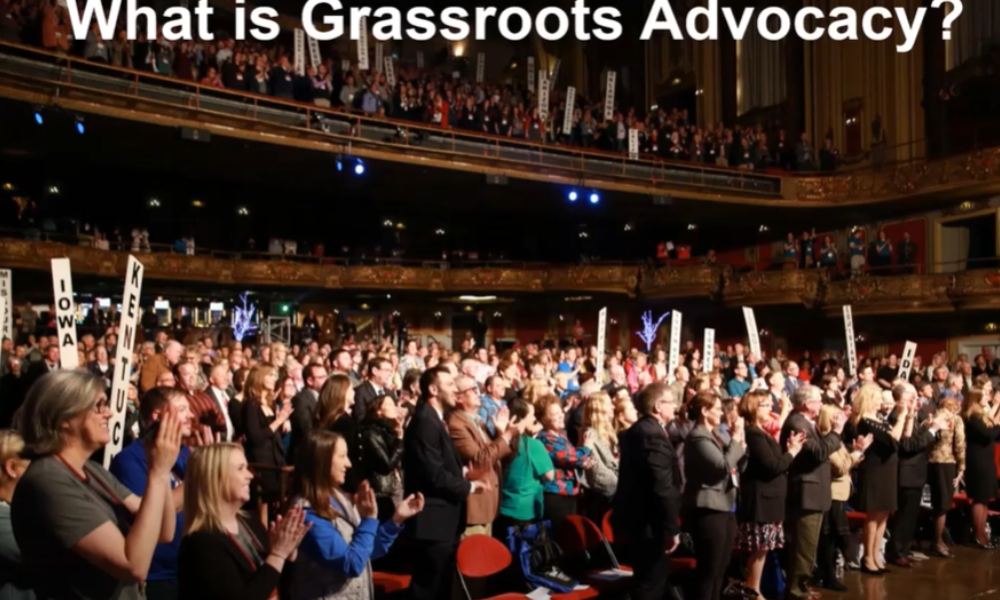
[[110, 387, 195, 600]]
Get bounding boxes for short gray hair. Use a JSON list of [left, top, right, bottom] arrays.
[[892, 382, 915, 402], [18, 370, 105, 457], [791, 384, 819, 409]]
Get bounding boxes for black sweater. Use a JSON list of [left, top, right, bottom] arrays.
[[178, 518, 280, 600]]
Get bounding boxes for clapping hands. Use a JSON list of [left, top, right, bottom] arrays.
[[852, 433, 873, 453], [355, 481, 378, 520], [391, 493, 425, 525]]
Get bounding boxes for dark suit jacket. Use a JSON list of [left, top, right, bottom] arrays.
[[739, 425, 794, 524], [403, 402, 470, 542], [888, 408, 938, 489], [25, 360, 57, 388], [781, 411, 841, 513], [352, 381, 395, 423], [241, 398, 285, 472], [612, 416, 681, 541], [289, 388, 319, 462]]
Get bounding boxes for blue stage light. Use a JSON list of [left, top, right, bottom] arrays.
[[589, 191, 600, 205], [75, 118, 85, 135], [354, 160, 365, 175], [34, 112, 43, 125], [568, 190, 578, 202]]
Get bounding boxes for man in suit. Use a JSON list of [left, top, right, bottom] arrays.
[[404, 366, 489, 600], [206, 361, 238, 442], [289, 363, 328, 461], [175, 362, 224, 438], [613, 383, 682, 600], [448, 374, 523, 538], [85, 345, 114, 390], [25, 344, 60, 388], [886, 383, 948, 567], [782, 385, 854, 600], [471, 310, 488, 350], [783, 361, 802, 398], [353, 357, 395, 422]]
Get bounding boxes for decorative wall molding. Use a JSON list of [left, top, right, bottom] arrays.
[[723, 269, 828, 307]]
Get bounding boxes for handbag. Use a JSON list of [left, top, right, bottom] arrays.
[[505, 521, 578, 593]]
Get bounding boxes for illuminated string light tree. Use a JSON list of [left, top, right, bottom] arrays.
[[231, 293, 258, 342], [636, 310, 670, 352]]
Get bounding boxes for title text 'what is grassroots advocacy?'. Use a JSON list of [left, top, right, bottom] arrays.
[[68, 0, 964, 54]]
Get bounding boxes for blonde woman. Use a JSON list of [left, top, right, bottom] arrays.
[[816, 405, 869, 591], [290, 431, 423, 600], [580, 392, 619, 500], [926, 397, 965, 557], [612, 394, 638, 434], [178, 444, 309, 600], [851, 383, 904, 574], [961, 387, 1000, 548], [12, 371, 181, 600], [241, 365, 290, 511], [0, 430, 31, 600]]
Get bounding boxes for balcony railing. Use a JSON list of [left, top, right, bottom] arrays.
[[0, 41, 785, 197]]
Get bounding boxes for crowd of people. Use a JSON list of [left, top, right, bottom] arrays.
[[0, 306, 997, 600], [0, 0, 839, 172]]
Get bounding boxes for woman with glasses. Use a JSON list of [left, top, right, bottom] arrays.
[[12, 370, 182, 600]]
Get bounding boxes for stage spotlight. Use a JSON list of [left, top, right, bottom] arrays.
[[354, 159, 365, 175], [589, 191, 600, 205], [75, 116, 85, 135], [335, 154, 343, 172], [33, 110, 43, 125], [568, 190, 579, 202]]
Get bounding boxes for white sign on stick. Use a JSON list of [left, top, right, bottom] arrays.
[[538, 71, 550, 120], [384, 56, 396, 87], [307, 34, 321, 68], [527, 56, 535, 92], [375, 42, 384, 73], [597, 308, 607, 382], [51, 258, 79, 369], [562, 87, 576, 137], [104, 256, 145, 468], [668, 311, 682, 383], [356, 17, 369, 70], [703, 328, 715, 373], [628, 129, 639, 159], [898, 341, 918, 381], [743, 307, 761, 358], [843, 305, 857, 377], [293, 28, 305, 76], [604, 71, 617, 121], [0, 270, 10, 344]]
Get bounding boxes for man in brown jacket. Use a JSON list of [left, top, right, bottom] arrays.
[[448, 374, 524, 537], [139, 340, 182, 393]]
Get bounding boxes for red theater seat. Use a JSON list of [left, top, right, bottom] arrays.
[[372, 572, 411, 596]]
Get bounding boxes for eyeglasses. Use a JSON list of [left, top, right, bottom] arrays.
[[93, 398, 111, 412], [457, 388, 478, 395]]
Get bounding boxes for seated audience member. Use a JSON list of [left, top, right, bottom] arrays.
[[291, 430, 424, 600], [178, 443, 309, 600], [12, 371, 181, 600], [0, 430, 32, 600], [109, 388, 202, 600]]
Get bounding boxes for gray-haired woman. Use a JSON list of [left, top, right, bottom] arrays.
[[11, 370, 182, 600]]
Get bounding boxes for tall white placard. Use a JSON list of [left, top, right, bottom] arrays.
[[562, 86, 576, 136], [307, 34, 321, 68], [703, 328, 715, 373], [416, 51, 424, 69], [596, 307, 607, 382], [604, 71, 616, 121], [667, 311, 682, 383], [104, 256, 145, 468], [550, 58, 561, 86], [0, 270, 9, 343], [842, 305, 857, 376], [375, 42, 384, 73], [898, 341, 918, 381], [628, 128, 639, 159], [51, 259, 78, 369], [527, 56, 535, 92], [384, 56, 396, 87], [538, 71, 550, 120], [293, 28, 305, 76], [356, 17, 369, 70], [742, 307, 761, 358]]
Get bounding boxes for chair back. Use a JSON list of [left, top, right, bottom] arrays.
[[456, 534, 513, 579]]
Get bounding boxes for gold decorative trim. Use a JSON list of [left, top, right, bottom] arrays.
[[823, 273, 955, 316], [638, 265, 724, 299], [722, 269, 828, 307]]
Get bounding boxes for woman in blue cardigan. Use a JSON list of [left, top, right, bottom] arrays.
[[291, 430, 424, 600]]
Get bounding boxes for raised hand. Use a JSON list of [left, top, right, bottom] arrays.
[[191, 424, 218, 447], [392, 493, 425, 524], [269, 504, 311, 559], [932, 413, 953, 431], [494, 406, 511, 435], [355, 480, 378, 520], [787, 431, 806, 456], [148, 405, 183, 477], [278, 402, 293, 423], [833, 410, 847, 434], [466, 460, 489, 483], [853, 433, 873, 453]]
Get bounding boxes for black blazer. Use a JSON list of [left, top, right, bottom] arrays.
[[359, 419, 404, 497], [780, 411, 841, 513], [289, 388, 318, 462], [402, 402, 470, 542], [612, 416, 682, 541], [739, 425, 794, 524], [353, 381, 395, 423], [178, 518, 280, 600], [889, 409, 938, 489], [241, 398, 286, 471]]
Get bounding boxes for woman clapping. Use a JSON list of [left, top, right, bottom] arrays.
[[291, 430, 424, 600], [178, 443, 311, 600]]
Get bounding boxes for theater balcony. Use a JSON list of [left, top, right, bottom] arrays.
[[722, 269, 828, 308], [4, 41, 1000, 208]]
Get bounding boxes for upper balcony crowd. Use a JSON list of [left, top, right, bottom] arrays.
[[0, 0, 840, 174]]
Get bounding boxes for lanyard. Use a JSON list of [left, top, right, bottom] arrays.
[[225, 520, 278, 600], [54, 454, 124, 506]]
